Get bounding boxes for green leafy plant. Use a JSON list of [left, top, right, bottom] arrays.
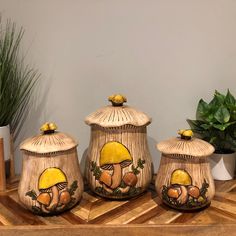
[[0, 17, 39, 138], [187, 90, 236, 153]]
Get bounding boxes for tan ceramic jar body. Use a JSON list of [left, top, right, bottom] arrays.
[[86, 125, 152, 199], [18, 130, 84, 215], [85, 95, 153, 199], [155, 154, 215, 210], [155, 135, 215, 211]]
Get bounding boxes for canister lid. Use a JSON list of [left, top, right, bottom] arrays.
[[20, 122, 78, 154], [157, 129, 215, 158], [85, 94, 151, 127]]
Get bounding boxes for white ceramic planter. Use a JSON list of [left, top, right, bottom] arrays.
[[0, 125, 10, 161], [210, 152, 236, 180]]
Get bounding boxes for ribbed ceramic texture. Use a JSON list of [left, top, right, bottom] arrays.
[[85, 105, 151, 128], [156, 136, 215, 210], [157, 137, 215, 158], [155, 154, 215, 207], [18, 148, 84, 214], [18, 130, 83, 215], [20, 132, 78, 154], [86, 125, 153, 199]]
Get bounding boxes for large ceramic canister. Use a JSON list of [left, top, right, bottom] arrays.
[[85, 94, 152, 199], [155, 130, 215, 211], [18, 123, 84, 215]]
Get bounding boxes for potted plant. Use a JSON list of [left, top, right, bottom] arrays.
[[0, 17, 39, 173], [187, 90, 236, 180]]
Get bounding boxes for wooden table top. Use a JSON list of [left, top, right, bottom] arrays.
[[0, 178, 235, 236]]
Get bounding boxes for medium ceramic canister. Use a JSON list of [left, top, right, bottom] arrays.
[[155, 130, 215, 211], [18, 123, 84, 215], [85, 94, 152, 199]]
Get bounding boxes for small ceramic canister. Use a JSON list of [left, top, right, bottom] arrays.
[[85, 94, 152, 199], [155, 130, 215, 211], [18, 123, 84, 215]]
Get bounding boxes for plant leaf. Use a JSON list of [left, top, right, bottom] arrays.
[[213, 121, 236, 131], [225, 89, 236, 106], [214, 106, 230, 124], [196, 99, 209, 120], [187, 119, 205, 132], [0, 17, 39, 139], [214, 90, 225, 104]]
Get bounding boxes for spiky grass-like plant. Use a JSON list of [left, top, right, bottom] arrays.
[[0, 17, 39, 139]]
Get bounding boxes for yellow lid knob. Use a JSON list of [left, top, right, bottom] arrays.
[[108, 94, 127, 106], [40, 122, 57, 134], [178, 129, 193, 140]]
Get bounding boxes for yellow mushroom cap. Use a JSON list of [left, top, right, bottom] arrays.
[[170, 169, 192, 186], [38, 167, 67, 190], [100, 142, 132, 169]]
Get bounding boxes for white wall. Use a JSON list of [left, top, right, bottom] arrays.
[[1, 0, 236, 174]]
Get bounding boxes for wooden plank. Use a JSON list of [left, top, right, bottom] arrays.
[[70, 197, 93, 221], [89, 192, 154, 224], [145, 209, 182, 224], [215, 192, 236, 202], [0, 202, 30, 225], [215, 179, 236, 193], [170, 212, 202, 224], [0, 138, 6, 192], [190, 207, 236, 224], [0, 224, 235, 236], [106, 196, 160, 224], [211, 199, 236, 217], [61, 212, 88, 224], [0, 178, 234, 235], [0, 196, 45, 225], [37, 215, 72, 226]]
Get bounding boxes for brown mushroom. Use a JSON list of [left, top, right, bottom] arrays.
[[37, 192, 51, 206], [167, 187, 181, 199], [123, 172, 138, 187], [38, 168, 68, 211], [59, 190, 71, 205], [118, 172, 138, 193], [99, 171, 112, 187], [36, 192, 51, 213], [170, 169, 192, 205], [100, 142, 132, 190], [188, 186, 200, 198], [177, 186, 188, 205]]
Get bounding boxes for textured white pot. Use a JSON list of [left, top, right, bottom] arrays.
[[210, 152, 236, 180], [0, 125, 10, 161]]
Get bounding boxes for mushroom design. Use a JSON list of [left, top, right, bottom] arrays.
[[36, 192, 51, 213], [169, 169, 192, 205], [120, 172, 138, 193], [38, 167, 68, 212], [99, 141, 132, 190]]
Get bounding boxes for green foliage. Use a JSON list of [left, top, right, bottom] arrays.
[[91, 161, 102, 180], [31, 206, 41, 214], [200, 179, 209, 197], [0, 17, 39, 138], [68, 180, 78, 196], [131, 159, 145, 175], [187, 90, 236, 153], [25, 190, 37, 200]]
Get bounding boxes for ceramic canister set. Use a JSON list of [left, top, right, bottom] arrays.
[[18, 94, 215, 215]]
